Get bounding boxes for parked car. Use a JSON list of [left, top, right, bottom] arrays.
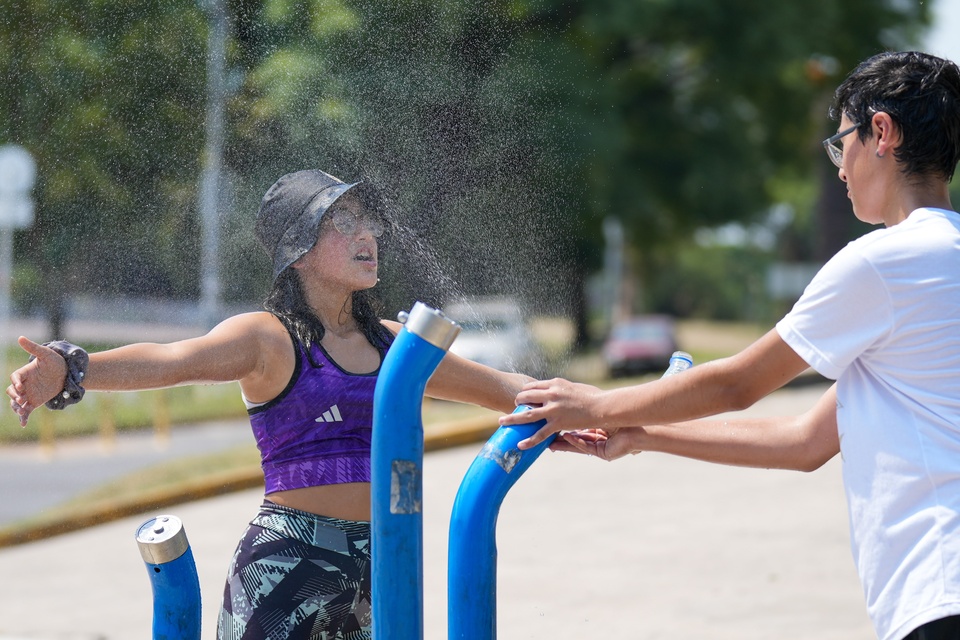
[[444, 297, 545, 376], [603, 315, 679, 378]]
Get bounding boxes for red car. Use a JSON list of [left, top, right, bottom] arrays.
[[603, 315, 679, 378]]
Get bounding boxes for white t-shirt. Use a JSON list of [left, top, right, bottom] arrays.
[[776, 208, 960, 640]]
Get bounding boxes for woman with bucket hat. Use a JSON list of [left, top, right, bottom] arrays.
[[6, 169, 533, 639]]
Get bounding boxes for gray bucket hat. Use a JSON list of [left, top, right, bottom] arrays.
[[254, 169, 362, 282]]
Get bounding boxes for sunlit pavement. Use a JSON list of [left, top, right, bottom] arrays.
[[0, 382, 875, 640]]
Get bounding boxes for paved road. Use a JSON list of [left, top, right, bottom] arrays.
[[0, 313, 252, 528], [0, 382, 877, 640], [0, 419, 254, 527]]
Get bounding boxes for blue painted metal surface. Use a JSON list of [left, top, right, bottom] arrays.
[[447, 406, 555, 640], [372, 302, 461, 640], [136, 515, 201, 640]]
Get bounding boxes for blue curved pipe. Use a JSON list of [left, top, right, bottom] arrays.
[[447, 406, 555, 640], [446, 351, 693, 638], [372, 302, 460, 640], [145, 548, 201, 640], [135, 515, 201, 640]]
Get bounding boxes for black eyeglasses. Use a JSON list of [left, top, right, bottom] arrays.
[[822, 123, 860, 168]]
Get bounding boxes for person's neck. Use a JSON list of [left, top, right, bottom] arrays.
[[303, 281, 355, 336], [886, 181, 952, 226]]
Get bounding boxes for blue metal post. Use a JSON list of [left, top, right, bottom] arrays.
[[372, 302, 461, 640], [136, 514, 201, 640], [447, 406, 556, 640]]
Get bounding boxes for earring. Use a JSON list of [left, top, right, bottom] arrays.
[[876, 151, 884, 158]]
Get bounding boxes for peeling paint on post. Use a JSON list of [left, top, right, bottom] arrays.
[[478, 441, 523, 474], [390, 459, 422, 514]]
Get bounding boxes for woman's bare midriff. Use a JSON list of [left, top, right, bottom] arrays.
[[266, 483, 371, 522]]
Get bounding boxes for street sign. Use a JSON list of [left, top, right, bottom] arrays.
[[0, 144, 36, 229]]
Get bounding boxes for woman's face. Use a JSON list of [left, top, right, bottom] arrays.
[[294, 195, 380, 292]]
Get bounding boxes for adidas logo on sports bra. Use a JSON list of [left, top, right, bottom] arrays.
[[315, 404, 343, 423]]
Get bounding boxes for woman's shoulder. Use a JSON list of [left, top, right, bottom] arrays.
[[216, 310, 279, 328], [225, 312, 299, 402], [213, 311, 290, 344]]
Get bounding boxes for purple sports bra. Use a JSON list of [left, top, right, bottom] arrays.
[[248, 333, 389, 494]]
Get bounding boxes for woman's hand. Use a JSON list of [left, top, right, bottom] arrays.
[[550, 428, 640, 461], [6, 337, 67, 427]]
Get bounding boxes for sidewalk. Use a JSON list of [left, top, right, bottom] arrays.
[[0, 382, 876, 639]]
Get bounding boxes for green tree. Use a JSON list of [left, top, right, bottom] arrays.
[[142, 0, 937, 339], [1, 0, 208, 334], [225, 0, 581, 317], [2, 0, 934, 345], [556, 0, 930, 266], [521, 0, 930, 333]]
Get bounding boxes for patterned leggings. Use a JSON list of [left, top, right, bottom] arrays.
[[217, 501, 371, 640]]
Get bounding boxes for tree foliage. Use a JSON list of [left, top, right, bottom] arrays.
[[555, 0, 929, 260], [0, 0, 933, 328], [1, 0, 208, 322]]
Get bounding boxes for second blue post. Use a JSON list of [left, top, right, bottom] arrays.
[[447, 406, 555, 640]]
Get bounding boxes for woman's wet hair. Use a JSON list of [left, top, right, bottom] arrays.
[[263, 269, 393, 367], [830, 51, 960, 181]]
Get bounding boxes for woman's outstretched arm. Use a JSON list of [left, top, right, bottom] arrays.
[[7, 312, 284, 426]]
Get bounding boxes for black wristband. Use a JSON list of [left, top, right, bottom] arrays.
[[29, 341, 89, 410]]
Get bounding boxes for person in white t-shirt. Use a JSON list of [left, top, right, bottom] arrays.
[[500, 51, 960, 640]]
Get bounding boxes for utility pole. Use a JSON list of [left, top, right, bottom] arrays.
[[198, 0, 228, 329], [602, 217, 625, 335]]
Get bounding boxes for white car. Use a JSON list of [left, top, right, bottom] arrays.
[[444, 297, 544, 376]]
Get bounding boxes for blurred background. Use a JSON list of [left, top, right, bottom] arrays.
[[2, 0, 960, 403], [4, 6, 960, 635]]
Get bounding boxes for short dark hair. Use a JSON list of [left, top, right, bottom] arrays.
[[830, 51, 960, 181]]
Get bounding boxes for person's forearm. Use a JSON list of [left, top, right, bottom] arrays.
[[80, 315, 266, 392], [84, 343, 194, 390], [427, 356, 532, 413], [85, 335, 254, 391], [433, 369, 534, 414], [598, 361, 745, 429], [629, 384, 841, 472], [597, 330, 811, 430], [635, 416, 834, 472]]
